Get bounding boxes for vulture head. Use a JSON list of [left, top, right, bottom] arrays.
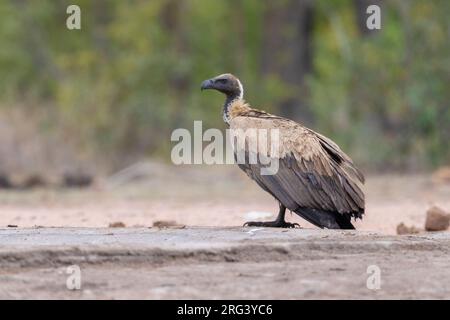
[[201, 73, 243, 100]]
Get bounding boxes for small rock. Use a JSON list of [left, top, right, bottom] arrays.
[[425, 206, 450, 231], [7, 224, 18, 228], [109, 222, 126, 228], [396, 223, 420, 235], [152, 220, 185, 229]]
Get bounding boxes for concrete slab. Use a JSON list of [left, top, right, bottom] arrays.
[[0, 227, 449, 299]]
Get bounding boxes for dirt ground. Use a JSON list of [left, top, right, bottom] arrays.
[[3, 251, 450, 299], [1, 165, 450, 299], [0, 165, 449, 234]]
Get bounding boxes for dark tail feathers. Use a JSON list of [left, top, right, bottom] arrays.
[[294, 207, 356, 230]]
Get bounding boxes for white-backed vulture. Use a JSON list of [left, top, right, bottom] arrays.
[[201, 73, 364, 229]]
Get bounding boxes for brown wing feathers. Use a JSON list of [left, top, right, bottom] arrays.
[[230, 102, 365, 228]]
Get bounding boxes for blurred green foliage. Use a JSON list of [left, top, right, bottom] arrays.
[[309, 0, 450, 169], [0, 0, 448, 170]]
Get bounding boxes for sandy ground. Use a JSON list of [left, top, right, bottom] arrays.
[[0, 165, 449, 234]]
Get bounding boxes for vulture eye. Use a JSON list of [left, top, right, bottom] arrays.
[[216, 78, 228, 84]]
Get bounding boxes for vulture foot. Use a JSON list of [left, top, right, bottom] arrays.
[[243, 220, 300, 229]]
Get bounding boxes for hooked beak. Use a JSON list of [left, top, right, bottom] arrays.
[[200, 79, 214, 91]]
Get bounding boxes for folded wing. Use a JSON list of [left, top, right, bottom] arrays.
[[230, 115, 365, 226]]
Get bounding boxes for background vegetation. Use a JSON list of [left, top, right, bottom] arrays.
[[0, 0, 448, 175]]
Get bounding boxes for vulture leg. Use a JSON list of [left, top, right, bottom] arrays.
[[244, 203, 300, 228]]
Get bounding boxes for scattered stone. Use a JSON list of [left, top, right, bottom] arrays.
[[396, 223, 420, 235], [7, 224, 18, 228], [425, 206, 450, 231], [153, 220, 185, 229], [109, 222, 126, 228]]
